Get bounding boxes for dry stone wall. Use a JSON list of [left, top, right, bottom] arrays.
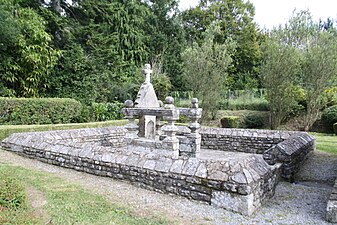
[[2, 127, 280, 216], [1, 126, 315, 216], [199, 128, 295, 154]]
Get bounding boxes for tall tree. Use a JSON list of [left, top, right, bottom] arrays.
[[144, 0, 186, 90], [0, 0, 60, 97], [261, 10, 337, 130], [182, 22, 235, 121], [260, 35, 302, 129], [182, 0, 261, 89]]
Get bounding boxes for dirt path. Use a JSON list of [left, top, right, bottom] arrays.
[[0, 149, 336, 225]]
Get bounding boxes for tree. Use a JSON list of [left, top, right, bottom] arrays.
[[182, 22, 235, 121], [0, 0, 60, 97], [260, 36, 302, 129], [302, 31, 337, 131], [261, 10, 337, 130], [182, 0, 261, 89], [144, 0, 186, 90]]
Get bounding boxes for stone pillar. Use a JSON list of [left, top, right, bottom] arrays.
[[123, 100, 138, 143], [162, 96, 179, 156], [187, 98, 202, 156]]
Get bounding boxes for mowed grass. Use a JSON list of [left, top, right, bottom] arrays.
[[0, 164, 168, 225], [0, 120, 128, 141], [311, 132, 337, 155]]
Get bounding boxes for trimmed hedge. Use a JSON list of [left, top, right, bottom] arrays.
[[244, 113, 265, 129], [0, 97, 82, 125], [220, 116, 240, 128], [322, 105, 337, 133]]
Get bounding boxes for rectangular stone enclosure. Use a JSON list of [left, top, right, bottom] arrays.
[[2, 126, 314, 216]]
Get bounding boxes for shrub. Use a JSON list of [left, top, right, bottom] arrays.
[[0, 97, 82, 125], [321, 105, 337, 133], [334, 122, 337, 135], [91, 102, 124, 121], [244, 113, 265, 128], [220, 116, 240, 128], [0, 174, 26, 210]]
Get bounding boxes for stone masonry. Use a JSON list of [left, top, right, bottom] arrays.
[[327, 179, 337, 223], [0, 64, 315, 216], [2, 125, 315, 216], [2, 127, 279, 216]]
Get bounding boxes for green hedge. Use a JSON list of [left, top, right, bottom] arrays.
[[322, 105, 337, 133], [0, 97, 82, 125], [220, 116, 240, 128], [244, 113, 265, 128]]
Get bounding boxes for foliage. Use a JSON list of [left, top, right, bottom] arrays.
[[244, 113, 265, 128], [145, 0, 186, 90], [182, 0, 262, 90], [220, 116, 240, 128], [334, 123, 337, 135], [0, 0, 60, 98], [283, 11, 337, 131], [91, 102, 124, 122], [325, 87, 337, 107], [151, 56, 172, 100], [260, 31, 302, 129], [218, 89, 269, 111], [182, 22, 235, 121], [261, 10, 337, 130], [0, 97, 82, 125], [321, 105, 337, 133]]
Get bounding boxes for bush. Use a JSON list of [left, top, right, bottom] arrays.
[[220, 116, 240, 128], [91, 102, 124, 121], [322, 105, 337, 133], [244, 113, 265, 128], [334, 122, 337, 135], [0, 97, 82, 125], [0, 174, 26, 210]]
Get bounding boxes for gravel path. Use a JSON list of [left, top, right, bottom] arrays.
[[0, 149, 335, 225]]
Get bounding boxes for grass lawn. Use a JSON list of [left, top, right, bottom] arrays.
[[0, 120, 128, 141], [0, 164, 168, 225], [311, 132, 337, 155]]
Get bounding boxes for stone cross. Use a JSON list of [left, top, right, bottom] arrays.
[[142, 64, 152, 84]]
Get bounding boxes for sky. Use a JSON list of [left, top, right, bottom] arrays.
[[179, 0, 337, 29]]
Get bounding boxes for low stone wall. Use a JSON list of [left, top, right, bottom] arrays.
[[1, 126, 315, 216], [327, 179, 337, 223], [2, 127, 279, 216], [263, 133, 315, 181], [179, 127, 295, 154]]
